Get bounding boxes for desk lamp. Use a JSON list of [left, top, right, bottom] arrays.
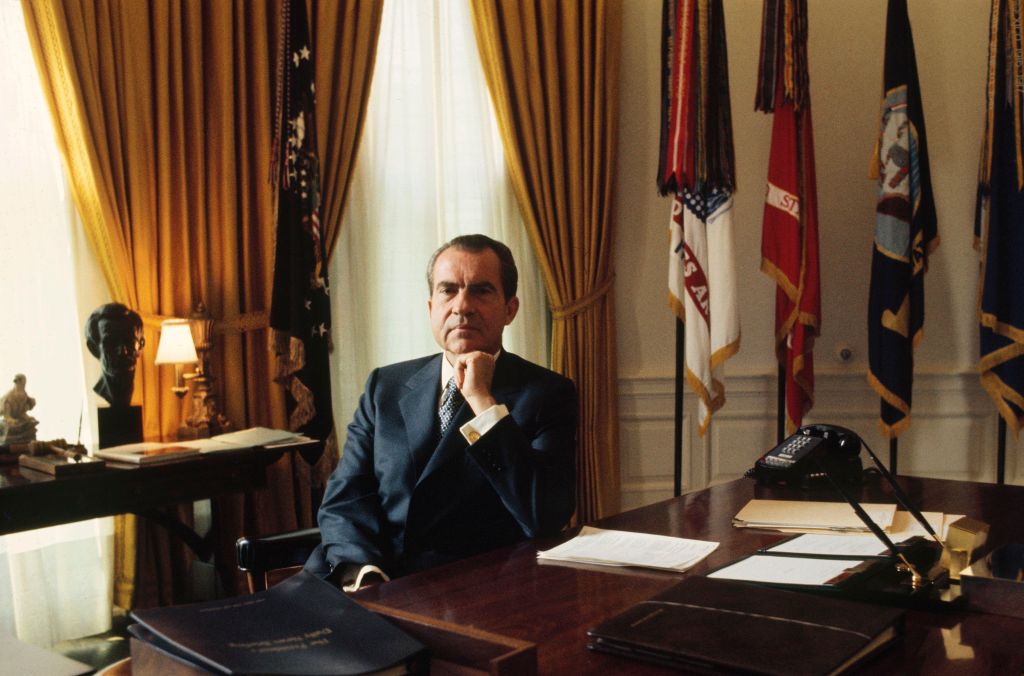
[[154, 319, 199, 398], [155, 305, 233, 439]]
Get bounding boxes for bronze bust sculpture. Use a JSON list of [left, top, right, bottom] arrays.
[[85, 303, 145, 408]]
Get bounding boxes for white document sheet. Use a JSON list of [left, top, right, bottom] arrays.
[[537, 526, 719, 572], [708, 554, 866, 586], [768, 510, 949, 557], [768, 534, 890, 557]]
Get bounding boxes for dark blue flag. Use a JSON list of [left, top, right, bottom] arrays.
[[270, 0, 333, 458], [867, 0, 938, 439], [977, 0, 1024, 433]]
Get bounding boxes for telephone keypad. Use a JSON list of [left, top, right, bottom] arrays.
[[759, 435, 824, 468]]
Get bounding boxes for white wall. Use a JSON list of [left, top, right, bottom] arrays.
[[612, 0, 1019, 509]]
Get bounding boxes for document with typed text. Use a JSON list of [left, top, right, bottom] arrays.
[[537, 526, 718, 572]]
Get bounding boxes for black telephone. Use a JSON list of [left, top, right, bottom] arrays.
[[750, 424, 864, 488]]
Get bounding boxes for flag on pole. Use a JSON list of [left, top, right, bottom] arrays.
[[669, 188, 740, 434], [977, 0, 1024, 433], [756, 0, 820, 435], [270, 0, 334, 459], [866, 0, 939, 439], [659, 0, 739, 435]]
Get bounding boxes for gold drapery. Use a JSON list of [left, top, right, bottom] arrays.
[[470, 0, 622, 522], [23, 0, 382, 606]]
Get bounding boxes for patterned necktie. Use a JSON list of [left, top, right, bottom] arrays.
[[438, 376, 462, 434]]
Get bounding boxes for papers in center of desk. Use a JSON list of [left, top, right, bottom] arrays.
[[537, 526, 718, 572]]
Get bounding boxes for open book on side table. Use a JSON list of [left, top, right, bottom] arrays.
[[129, 571, 428, 675], [587, 576, 904, 675]]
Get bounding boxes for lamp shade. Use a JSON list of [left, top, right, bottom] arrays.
[[154, 319, 199, 364]]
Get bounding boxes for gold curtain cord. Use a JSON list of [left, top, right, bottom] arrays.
[[550, 274, 616, 321], [142, 310, 270, 333]]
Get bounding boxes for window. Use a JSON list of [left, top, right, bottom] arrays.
[[0, 1, 113, 647], [330, 0, 549, 424]]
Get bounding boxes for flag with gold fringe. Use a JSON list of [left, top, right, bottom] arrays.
[[976, 0, 1024, 434], [756, 0, 820, 435], [659, 0, 739, 435], [270, 0, 334, 460], [866, 0, 939, 439]]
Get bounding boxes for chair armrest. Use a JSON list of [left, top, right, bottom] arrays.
[[235, 527, 322, 574]]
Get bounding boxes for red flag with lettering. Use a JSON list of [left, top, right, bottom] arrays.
[[760, 80, 820, 434], [757, 0, 819, 434]]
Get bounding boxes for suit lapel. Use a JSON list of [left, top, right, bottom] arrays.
[[399, 355, 443, 478]]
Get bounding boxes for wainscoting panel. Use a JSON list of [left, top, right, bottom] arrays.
[[617, 371, 1023, 512]]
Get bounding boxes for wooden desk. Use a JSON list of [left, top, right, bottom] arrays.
[[355, 476, 1024, 674], [0, 447, 287, 536]]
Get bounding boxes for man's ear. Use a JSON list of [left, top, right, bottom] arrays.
[[504, 296, 520, 325]]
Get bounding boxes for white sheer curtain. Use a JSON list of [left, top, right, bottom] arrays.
[[330, 0, 549, 426], [0, 0, 113, 647]]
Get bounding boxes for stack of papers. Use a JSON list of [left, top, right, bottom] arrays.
[[537, 526, 719, 572]]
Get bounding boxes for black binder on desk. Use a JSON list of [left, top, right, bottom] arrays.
[[128, 571, 428, 675], [587, 576, 904, 675]]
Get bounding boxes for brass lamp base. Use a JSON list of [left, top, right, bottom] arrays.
[[177, 372, 232, 440]]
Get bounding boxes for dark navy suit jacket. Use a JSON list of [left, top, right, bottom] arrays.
[[305, 351, 577, 579]]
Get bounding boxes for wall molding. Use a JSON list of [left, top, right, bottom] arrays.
[[617, 371, 1021, 511]]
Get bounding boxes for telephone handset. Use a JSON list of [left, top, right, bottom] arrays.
[[750, 424, 863, 487]]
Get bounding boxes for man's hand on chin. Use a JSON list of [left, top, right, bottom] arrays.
[[453, 351, 499, 414]]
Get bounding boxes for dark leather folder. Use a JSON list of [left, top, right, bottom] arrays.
[[587, 576, 904, 675]]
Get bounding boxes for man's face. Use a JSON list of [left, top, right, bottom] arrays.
[[97, 318, 144, 377], [428, 247, 519, 357]]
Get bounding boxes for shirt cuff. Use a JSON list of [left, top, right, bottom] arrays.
[[341, 564, 390, 592], [459, 404, 509, 444]]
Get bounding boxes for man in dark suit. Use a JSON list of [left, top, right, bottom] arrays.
[[306, 234, 577, 590]]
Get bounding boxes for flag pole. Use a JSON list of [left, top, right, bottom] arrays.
[[997, 417, 1006, 484], [674, 318, 685, 497], [889, 437, 898, 476], [776, 362, 785, 443]]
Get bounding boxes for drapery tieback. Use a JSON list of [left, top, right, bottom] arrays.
[[550, 273, 615, 320]]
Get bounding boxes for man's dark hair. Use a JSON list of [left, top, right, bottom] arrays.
[[426, 234, 519, 299], [84, 302, 143, 358]]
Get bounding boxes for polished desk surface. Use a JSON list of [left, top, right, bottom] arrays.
[[355, 476, 1024, 674], [0, 446, 288, 535]]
